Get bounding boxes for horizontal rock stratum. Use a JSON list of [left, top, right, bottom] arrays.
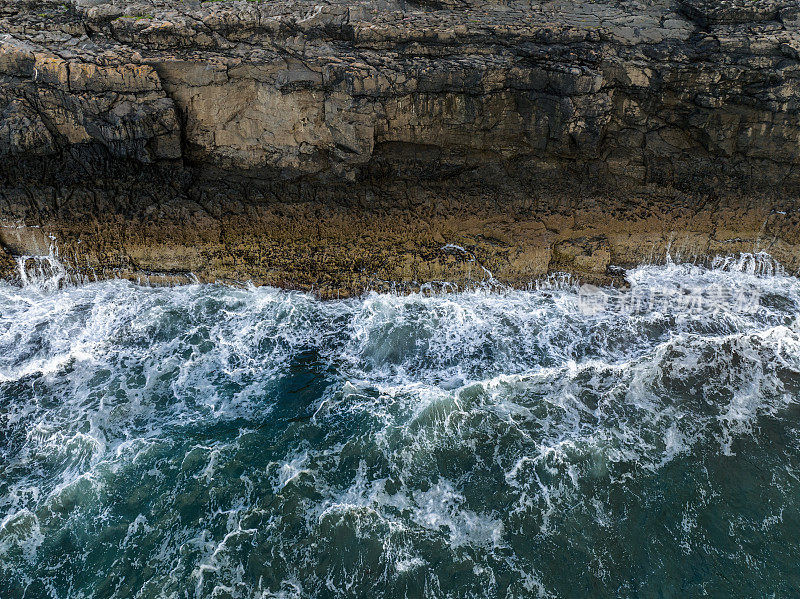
[[1, 0, 799, 294]]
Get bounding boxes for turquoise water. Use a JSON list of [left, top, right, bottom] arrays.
[[2, 255, 800, 598]]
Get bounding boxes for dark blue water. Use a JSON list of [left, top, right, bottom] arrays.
[[2, 254, 800, 598]]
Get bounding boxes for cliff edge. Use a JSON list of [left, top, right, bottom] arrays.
[[1, 0, 799, 293]]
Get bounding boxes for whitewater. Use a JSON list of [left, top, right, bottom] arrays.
[[2, 253, 800, 598]]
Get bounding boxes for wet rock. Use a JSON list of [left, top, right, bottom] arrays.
[[678, 0, 796, 25], [0, 0, 798, 295]]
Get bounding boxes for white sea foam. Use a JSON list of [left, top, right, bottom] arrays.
[[1, 253, 800, 597]]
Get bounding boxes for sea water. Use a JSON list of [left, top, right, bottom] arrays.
[[1, 254, 799, 597]]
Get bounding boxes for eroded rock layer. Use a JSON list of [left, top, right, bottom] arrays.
[[1, 0, 799, 293]]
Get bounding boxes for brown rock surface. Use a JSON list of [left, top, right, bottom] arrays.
[[1, 0, 799, 294]]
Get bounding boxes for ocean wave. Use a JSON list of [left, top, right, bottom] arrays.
[[1, 254, 800, 597]]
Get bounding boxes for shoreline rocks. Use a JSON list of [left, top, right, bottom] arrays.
[[1, 0, 799, 295]]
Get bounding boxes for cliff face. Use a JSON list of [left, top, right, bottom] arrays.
[[1, 0, 799, 293]]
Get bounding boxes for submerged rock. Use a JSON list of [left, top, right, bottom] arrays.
[[0, 0, 799, 294]]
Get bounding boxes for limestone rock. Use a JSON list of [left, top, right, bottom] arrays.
[[0, 0, 798, 295]]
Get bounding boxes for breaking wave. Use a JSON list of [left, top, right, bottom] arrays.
[[2, 253, 800, 597]]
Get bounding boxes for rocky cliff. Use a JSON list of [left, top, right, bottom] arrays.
[[1, 0, 799, 294]]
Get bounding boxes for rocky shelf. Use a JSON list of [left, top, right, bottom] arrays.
[[1, 0, 799, 294]]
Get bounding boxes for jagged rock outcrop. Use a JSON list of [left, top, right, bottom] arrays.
[[0, 0, 799, 294]]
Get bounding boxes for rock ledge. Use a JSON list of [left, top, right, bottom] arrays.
[[1, 0, 799, 294]]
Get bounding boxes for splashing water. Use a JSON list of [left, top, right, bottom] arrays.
[[2, 254, 800, 598], [15, 251, 69, 292]]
